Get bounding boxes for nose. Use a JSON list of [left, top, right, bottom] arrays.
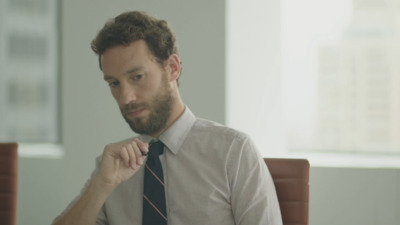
[[117, 84, 137, 105]]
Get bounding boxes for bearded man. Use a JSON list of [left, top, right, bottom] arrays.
[[53, 11, 282, 225]]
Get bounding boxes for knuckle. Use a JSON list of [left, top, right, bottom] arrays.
[[104, 144, 115, 152]]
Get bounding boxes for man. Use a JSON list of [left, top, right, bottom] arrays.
[[53, 11, 282, 225]]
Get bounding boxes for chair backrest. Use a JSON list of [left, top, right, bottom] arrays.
[[0, 143, 18, 225], [264, 158, 310, 225]]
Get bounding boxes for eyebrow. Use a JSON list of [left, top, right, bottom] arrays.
[[103, 66, 145, 80]]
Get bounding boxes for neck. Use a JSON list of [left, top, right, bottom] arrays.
[[151, 93, 185, 138]]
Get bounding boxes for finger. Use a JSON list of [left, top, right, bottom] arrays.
[[132, 138, 149, 157], [136, 140, 149, 156], [130, 141, 145, 166], [125, 143, 137, 170], [119, 146, 130, 168]]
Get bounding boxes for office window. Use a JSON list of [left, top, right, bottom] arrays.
[[227, 0, 400, 157], [0, 0, 59, 143], [282, 0, 400, 154]]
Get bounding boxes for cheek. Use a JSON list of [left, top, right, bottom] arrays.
[[110, 89, 120, 101], [139, 82, 158, 99]]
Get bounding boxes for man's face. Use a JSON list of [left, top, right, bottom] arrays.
[[101, 40, 174, 136], [121, 73, 173, 135]]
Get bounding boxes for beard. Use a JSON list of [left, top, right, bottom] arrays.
[[120, 76, 174, 135]]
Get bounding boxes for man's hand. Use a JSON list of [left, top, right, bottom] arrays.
[[94, 138, 149, 193]]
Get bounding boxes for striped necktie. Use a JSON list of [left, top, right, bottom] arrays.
[[143, 140, 167, 225]]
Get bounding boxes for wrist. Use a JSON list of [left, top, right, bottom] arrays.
[[90, 175, 116, 197]]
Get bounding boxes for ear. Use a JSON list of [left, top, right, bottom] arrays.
[[166, 54, 181, 82]]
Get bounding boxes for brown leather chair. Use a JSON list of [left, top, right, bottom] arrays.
[[0, 143, 18, 225], [264, 158, 310, 225]]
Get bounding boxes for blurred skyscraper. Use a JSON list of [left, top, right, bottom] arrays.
[[317, 0, 400, 153], [0, 0, 59, 143]]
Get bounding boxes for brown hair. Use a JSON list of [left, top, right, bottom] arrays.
[[91, 11, 181, 77]]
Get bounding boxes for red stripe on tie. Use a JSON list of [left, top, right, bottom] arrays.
[[145, 164, 165, 186], [143, 194, 167, 221]]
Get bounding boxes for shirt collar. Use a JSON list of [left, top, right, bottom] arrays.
[[159, 107, 196, 155], [137, 107, 196, 155]]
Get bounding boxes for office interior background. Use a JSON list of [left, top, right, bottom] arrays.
[[0, 0, 399, 224]]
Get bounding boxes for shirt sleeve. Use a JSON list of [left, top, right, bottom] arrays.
[[228, 136, 283, 225], [51, 155, 109, 225]]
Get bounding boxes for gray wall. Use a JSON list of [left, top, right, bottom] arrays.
[[310, 167, 400, 225], [16, 1, 399, 225], [60, 0, 226, 203]]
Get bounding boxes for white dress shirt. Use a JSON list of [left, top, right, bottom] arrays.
[[55, 107, 282, 225]]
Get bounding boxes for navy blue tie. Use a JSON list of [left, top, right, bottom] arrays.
[[143, 141, 167, 225]]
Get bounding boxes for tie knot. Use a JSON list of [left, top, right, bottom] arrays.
[[148, 141, 164, 158]]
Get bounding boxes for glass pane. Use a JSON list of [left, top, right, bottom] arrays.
[[282, 0, 400, 154], [0, 0, 59, 143]]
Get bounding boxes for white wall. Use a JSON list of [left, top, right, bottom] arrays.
[[227, 0, 400, 224], [16, 1, 399, 225]]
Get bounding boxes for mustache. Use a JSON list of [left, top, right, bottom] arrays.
[[120, 103, 148, 113]]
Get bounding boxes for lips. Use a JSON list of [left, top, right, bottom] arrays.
[[125, 108, 145, 118]]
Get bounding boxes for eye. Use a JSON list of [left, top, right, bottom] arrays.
[[108, 81, 120, 87], [133, 74, 143, 80]]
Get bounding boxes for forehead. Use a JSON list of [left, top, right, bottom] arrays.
[[100, 40, 157, 75]]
